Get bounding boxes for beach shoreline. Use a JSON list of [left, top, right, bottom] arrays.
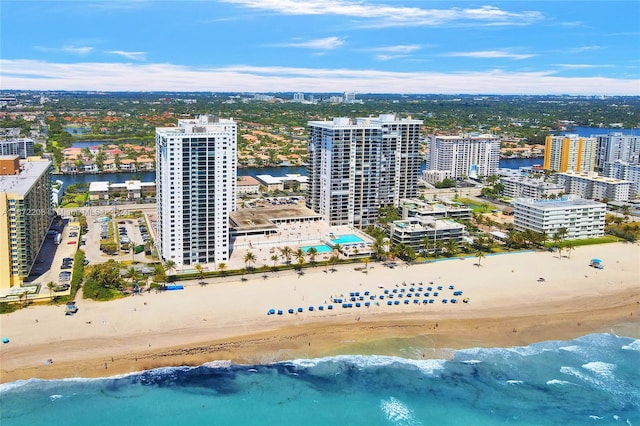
[[1, 243, 639, 384]]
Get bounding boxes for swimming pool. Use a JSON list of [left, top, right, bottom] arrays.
[[331, 234, 364, 244], [301, 244, 333, 253]]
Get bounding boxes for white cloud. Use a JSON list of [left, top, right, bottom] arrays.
[[107, 50, 147, 61], [278, 37, 344, 50], [553, 64, 613, 69], [566, 45, 601, 53], [368, 45, 421, 54], [446, 50, 535, 60], [35, 45, 94, 55], [222, 0, 543, 27], [1, 59, 638, 95], [63, 46, 94, 55]]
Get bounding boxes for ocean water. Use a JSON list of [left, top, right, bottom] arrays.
[[1, 333, 638, 426]]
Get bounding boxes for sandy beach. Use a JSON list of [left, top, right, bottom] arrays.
[[1, 242, 639, 383]]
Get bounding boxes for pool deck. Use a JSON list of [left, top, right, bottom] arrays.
[[194, 222, 374, 273]]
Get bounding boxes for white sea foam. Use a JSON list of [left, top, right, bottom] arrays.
[[506, 380, 523, 385], [589, 415, 603, 420], [49, 394, 63, 401], [546, 379, 574, 386], [559, 345, 582, 353], [201, 360, 232, 369], [461, 359, 482, 365], [289, 355, 446, 377], [380, 397, 422, 426], [582, 362, 616, 379], [621, 339, 640, 352]]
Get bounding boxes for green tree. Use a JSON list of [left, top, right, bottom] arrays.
[[307, 247, 318, 265], [217, 262, 227, 276], [46, 281, 56, 301], [279, 246, 292, 264], [294, 248, 306, 269], [244, 251, 257, 272], [475, 250, 486, 267]]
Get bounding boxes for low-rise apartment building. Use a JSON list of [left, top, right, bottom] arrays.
[[513, 195, 605, 239]]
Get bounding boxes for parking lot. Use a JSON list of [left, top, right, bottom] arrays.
[[25, 219, 82, 297], [83, 215, 155, 265]]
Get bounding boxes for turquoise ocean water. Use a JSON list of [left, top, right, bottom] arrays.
[[1, 333, 638, 425]]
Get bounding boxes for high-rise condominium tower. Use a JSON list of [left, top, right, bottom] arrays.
[[543, 134, 597, 172], [155, 115, 237, 267], [595, 133, 640, 172], [0, 156, 53, 289], [427, 134, 500, 179], [306, 114, 422, 228]]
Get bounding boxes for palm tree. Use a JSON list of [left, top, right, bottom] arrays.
[[620, 205, 630, 222], [217, 262, 227, 277], [279, 246, 292, 265], [294, 248, 306, 270], [475, 250, 486, 267], [46, 281, 56, 301], [307, 247, 318, 265], [372, 236, 386, 261], [333, 243, 343, 258], [565, 241, 575, 259], [362, 257, 370, 273], [445, 239, 459, 257], [194, 263, 205, 284], [244, 251, 257, 272], [421, 236, 431, 257], [125, 266, 139, 286], [128, 241, 136, 262], [328, 254, 339, 272], [163, 260, 176, 275], [270, 254, 279, 269]]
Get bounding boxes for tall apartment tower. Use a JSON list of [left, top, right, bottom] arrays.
[[0, 156, 53, 289], [306, 114, 422, 228], [595, 133, 640, 172], [543, 134, 597, 172], [155, 115, 237, 267], [427, 134, 500, 179]]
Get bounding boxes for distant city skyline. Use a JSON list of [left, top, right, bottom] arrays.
[[1, 0, 639, 95]]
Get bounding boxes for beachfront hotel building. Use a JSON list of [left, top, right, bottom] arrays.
[[427, 134, 500, 179], [513, 195, 606, 239], [155, 115, 237, 267], [543, 134, 597, 172], [306, 114, 422, 228], [554, 171, 632, 202], [595, 133, 640, 172], [0, 156, 53, 289]]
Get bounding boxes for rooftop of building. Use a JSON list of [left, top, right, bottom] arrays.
[[237, 175, 260, 186], [557, 171, 633, 184], [230, 204, 321, 233], [0, 157, 50, 195], [514, 195, 605, 209], [431, 133, 499, 140]]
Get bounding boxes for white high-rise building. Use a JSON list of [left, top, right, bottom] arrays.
[[306, 114, 422, 228], [427, 134, 500, 179], [155, 115, 237, 267], [595, 133, 640, 172]]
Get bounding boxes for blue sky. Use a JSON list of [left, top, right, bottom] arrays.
[[1, 0, 639, 95]]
